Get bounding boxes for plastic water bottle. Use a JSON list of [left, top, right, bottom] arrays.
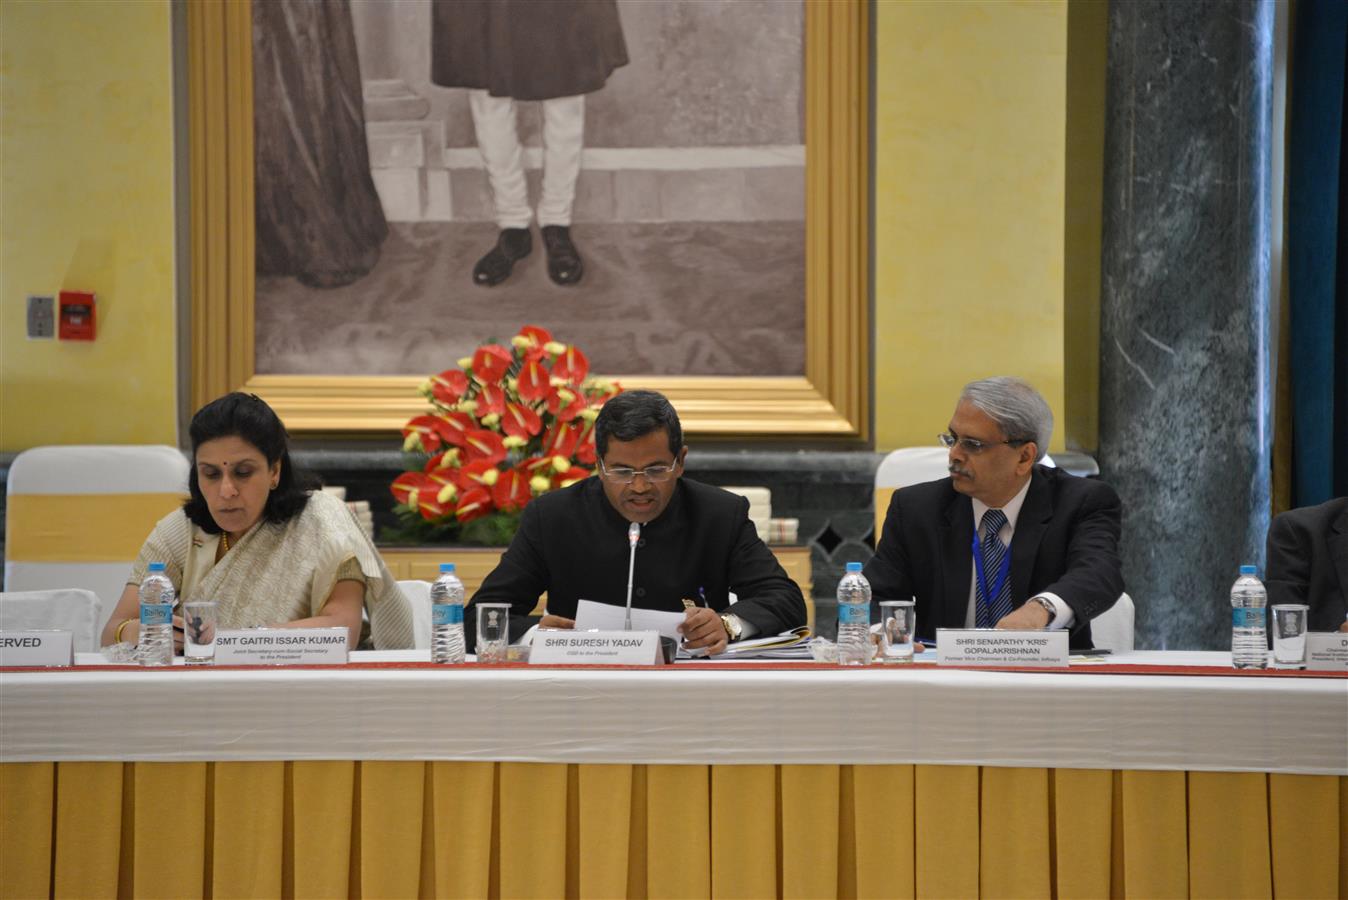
[[138, 562, 176, 667], [1230, 564, 1268, 670], [431, 563, 466, 664], [837, 562, 872, 666]]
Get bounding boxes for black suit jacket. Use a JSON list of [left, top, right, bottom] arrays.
[[466, 477, 807, 649], [863, 465, 1124, 649], [1265, 496, 1348, 631]]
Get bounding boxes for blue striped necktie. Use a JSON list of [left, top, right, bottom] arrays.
[[976, 508, 1014, 628]]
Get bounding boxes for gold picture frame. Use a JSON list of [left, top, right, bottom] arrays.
[[188, 0, 868, 439]]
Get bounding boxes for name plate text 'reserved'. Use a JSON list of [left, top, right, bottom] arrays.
[[936, 628, 1069, 667], [530, 630, 664, 666], [0, 631, 73, 667], [1306, 633, 1348, 671], [213, 628, 349, 666]]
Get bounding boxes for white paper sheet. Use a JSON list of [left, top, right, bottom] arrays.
[[573, 598, 686, 643]]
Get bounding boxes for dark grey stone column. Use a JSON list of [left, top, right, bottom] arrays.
[[1099, 0, 1274, 650]]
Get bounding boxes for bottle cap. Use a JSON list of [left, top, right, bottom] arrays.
[[845, 561, 862, 573], [148, 562, 166, 572], [440, 563, 456, 574], [1239, 565, 1257, 576]]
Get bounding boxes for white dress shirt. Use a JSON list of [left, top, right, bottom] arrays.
[[966, 479, 1074, 630]]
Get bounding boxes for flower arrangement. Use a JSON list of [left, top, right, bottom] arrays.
[[387, 325, 621, 545]]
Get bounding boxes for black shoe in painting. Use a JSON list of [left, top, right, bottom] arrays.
[[541, 225, 584, 286], [472, 228, 532, 287]]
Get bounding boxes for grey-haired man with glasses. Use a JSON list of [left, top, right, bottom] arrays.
[[466, 390, 806, 653], [865, 377, 1123, 649]]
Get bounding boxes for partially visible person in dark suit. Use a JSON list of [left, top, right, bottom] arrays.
[[1265, 497, 1348, 632], [865, 377, 1123, 650], [466, 390, 806, 653]]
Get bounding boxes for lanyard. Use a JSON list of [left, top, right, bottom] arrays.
[[971, 519, 1013, 605]]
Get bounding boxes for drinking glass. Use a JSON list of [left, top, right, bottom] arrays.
[[475, 602, 511, 664], [1271, 604, 1309, 668], [878, 600, 916, 663], [183, 600, 219, 665]]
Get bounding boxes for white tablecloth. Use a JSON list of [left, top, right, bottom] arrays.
[[1, 651, 1343, 773]]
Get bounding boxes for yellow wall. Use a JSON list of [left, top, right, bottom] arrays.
[[1, 0, 177, 451], [874, 0, 1070, 451]]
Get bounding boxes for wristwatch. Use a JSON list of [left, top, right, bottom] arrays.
[[1028, 596, 1056, 625], [720, 613, 743, 642]]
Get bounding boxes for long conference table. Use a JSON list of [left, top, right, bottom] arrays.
[[1, 650, 1344, 900]]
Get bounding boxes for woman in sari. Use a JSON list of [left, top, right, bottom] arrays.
[[101, 393, 412, 650]]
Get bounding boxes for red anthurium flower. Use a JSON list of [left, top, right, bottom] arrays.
[[392, 472, 447, 520], [402, 416, 445, 453], [518, 324, 553, 347], [428, 369, 469, 405], [551, 344, 589, 386], [576, 440, 596, 465], [543, 422, 581, 460], [463, 429, 508, 465], [472, 344, 513, 384], [476, 382, 507, 416], [438, 412, 475, 447], [391, 471, 430, 507], [548, 390, 588, 422], [423, 448, 461, 474], [455, 487, 493, 523], [492, 467, 533, 511], [416, 495, 448, 521], [519, 455, 555, 476], [516, 359, 551, 403], [457, 458, 501, 488], [502, 402, 543, 439], [554, 466, 592, 489]]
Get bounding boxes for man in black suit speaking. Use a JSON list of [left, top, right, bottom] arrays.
[[1266, 497, 1348, 632], [865, 377, 1123, 649], [467, 390, 806, 652]]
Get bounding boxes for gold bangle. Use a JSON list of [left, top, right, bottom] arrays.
[[114, 617, 135, 644]]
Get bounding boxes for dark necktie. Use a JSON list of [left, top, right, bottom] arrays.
[[976, 508, 1013, 628]]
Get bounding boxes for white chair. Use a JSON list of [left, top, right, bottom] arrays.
[[398, 579, 433, 649], [5, 445, 190, 638], [1089, 592, 1135, 653], [0, 589, 103, 652]]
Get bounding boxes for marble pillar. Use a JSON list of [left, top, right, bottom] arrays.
[[1099, 0, 1274, 650]]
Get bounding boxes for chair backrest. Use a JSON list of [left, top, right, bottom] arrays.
[[398, 579, 433, 650], [1090, 592, 1135, 653], [873, 447, 1055, 540], [5, 445, 190, 637], [0, 589, 103, 652]]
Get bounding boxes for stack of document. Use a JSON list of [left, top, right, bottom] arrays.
[[695, 627, 814, 660]]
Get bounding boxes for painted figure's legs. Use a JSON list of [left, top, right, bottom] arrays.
[[467, 89, 531, 285], [538, 94, 586, 285]]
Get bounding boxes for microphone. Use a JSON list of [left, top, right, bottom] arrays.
[[624, 521, 641, 631]]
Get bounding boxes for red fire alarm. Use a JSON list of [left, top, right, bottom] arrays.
[[58, 291, 96, 341]]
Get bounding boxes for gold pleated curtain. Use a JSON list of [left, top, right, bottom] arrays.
[[2, 761, 1343, 899]]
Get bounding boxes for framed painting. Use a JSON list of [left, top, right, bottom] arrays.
[[187, 0, 868, 438]]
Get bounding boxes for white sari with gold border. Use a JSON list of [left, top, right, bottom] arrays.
[[127, 491, 412, 648]]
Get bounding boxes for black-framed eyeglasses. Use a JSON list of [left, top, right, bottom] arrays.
[[938, 432, 1028, 455], [598, 458, 680, 484]]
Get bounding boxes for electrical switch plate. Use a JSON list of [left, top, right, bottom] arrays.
[[26, 295, 56, 339]]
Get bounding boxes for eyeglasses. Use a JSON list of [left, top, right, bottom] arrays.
[[938, 432, 1028, 454], [598, 459, 680, 484]]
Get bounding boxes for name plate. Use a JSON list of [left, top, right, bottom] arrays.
[[0, 631, 73, 667], [936, 628, 1069, 667], [213, 628, 349, 666], [529, 630, 664, 666], [1306, 632, 1348, 672]]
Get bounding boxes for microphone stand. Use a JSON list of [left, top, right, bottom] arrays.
[[624, 521, 641, 631]]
